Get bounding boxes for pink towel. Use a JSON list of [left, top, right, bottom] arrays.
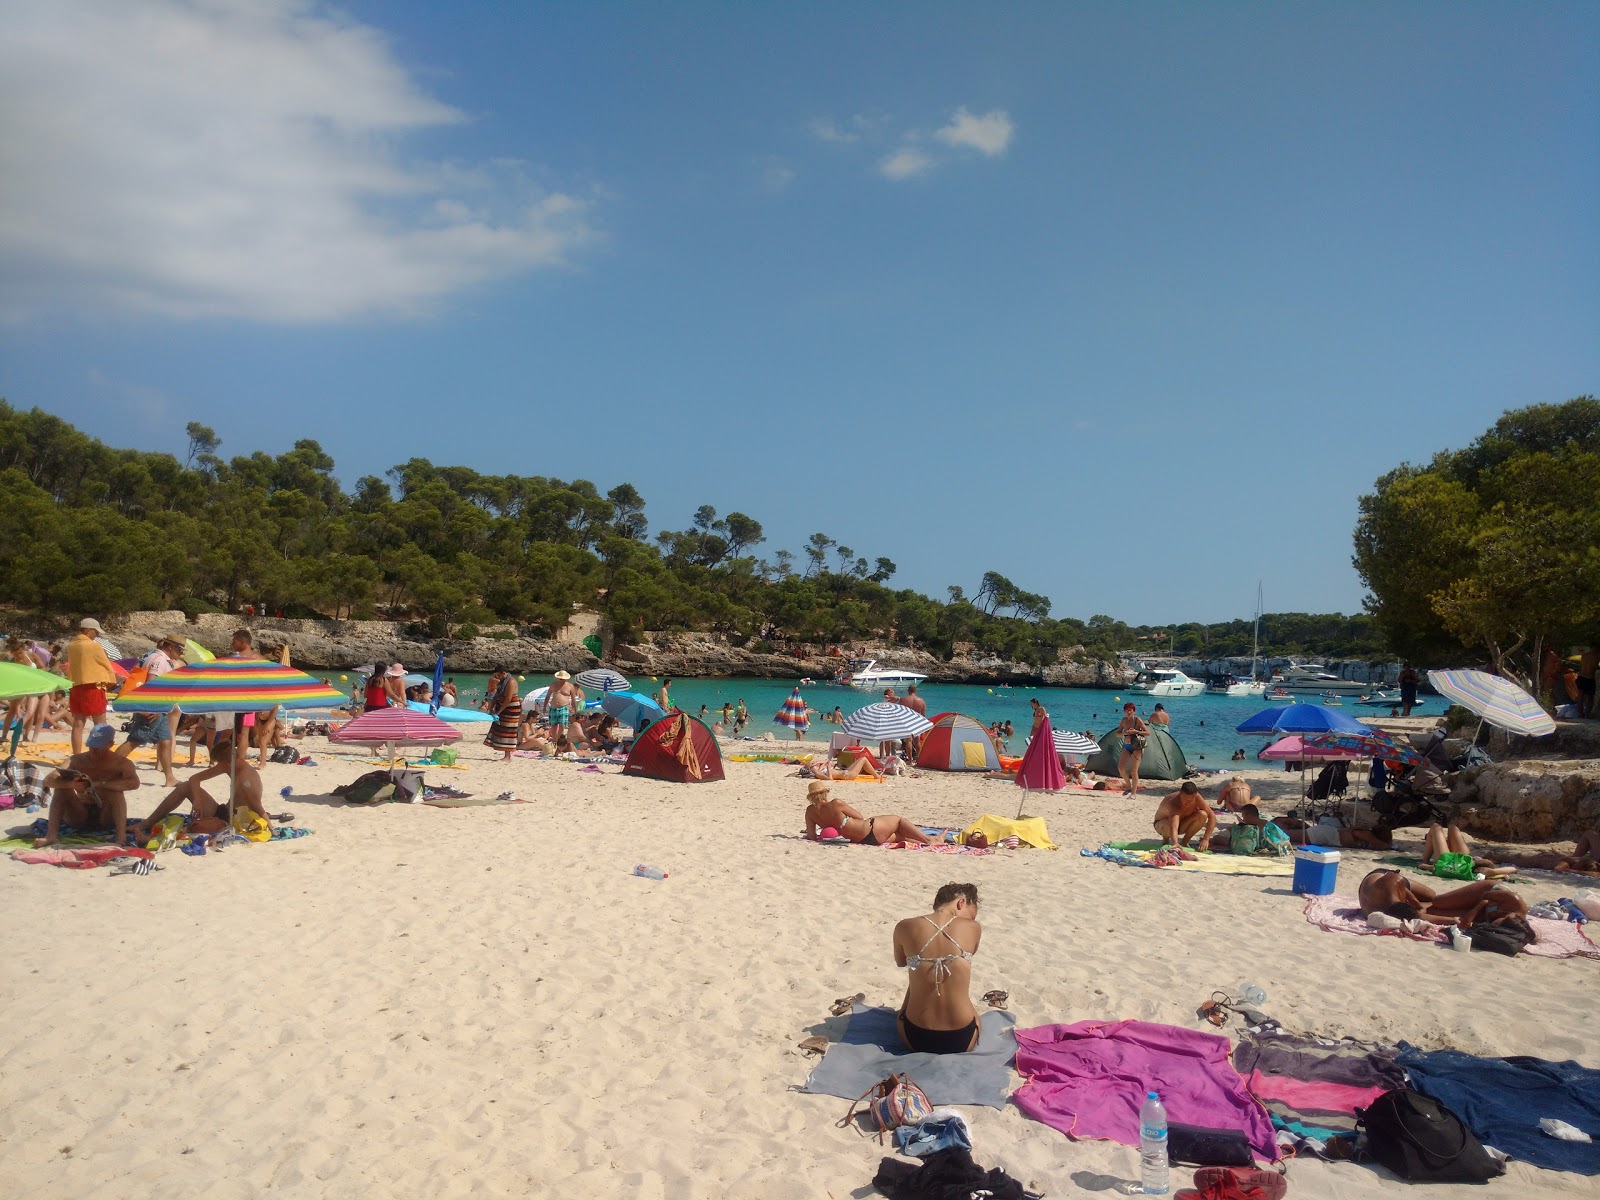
[[1246, 1071, 1386, 1114], [1015, 1019, 1276, 1161], [10, 845, 152, 869], [1303, 895, 1600, 959]]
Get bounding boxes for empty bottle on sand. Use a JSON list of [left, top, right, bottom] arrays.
[[1139, 1091, 1170, 1195], [633, 864, 668, 880]]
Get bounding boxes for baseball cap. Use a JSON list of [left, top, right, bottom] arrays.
[[80, 617, 103, 633], [87, 724, 115, 748]]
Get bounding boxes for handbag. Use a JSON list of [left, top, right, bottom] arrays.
[[1129, 733, 1149, 751], [839, 1073, 934, 1141], [1464, 919, 1533, 957], [1166, 1122, 1255, 1167], [1357, 1088, 1502, 1183]]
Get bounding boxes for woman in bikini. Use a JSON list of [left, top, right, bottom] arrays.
[[893, 882, 983, 1053], [802, 781, 933, 845], [1117, 702, 1150, 796], [1358, 868, 1531, 929]]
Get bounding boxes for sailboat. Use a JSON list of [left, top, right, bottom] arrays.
[[1221, 585, 1267, 697]]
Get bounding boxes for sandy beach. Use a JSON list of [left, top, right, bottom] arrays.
[[3, 731, 1595, 1199]]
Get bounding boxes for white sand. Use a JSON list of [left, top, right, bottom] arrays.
[[2, 733, 1595, 1198]]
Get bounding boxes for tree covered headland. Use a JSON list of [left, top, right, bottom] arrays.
[[0, 401, 1381, 662], [1354, 396, 1600, 682]]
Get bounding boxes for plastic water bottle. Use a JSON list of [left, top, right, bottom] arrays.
[[633, 864, 668, 880], [1139, 1091, 1170, 1195], [1234, 981, 1267, 1006], [1558, 898, 1588, 924]]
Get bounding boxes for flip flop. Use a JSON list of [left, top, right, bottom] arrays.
[[109, 858, 160, 876], [270, 812, 294, 823], [981, 990, 1009, 1010], [798, 1035, 829, 1056], [829, 992, 865, 1016]]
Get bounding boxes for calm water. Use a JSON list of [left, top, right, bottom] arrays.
[[322, 671, 1429, 765]]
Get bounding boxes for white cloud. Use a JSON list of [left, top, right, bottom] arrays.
[[0, 0, 595, 323], [878, 147, 935, 181], [935, 107, 1015, 156], [809, 117, 858, 144], [761, 160, 796, 192]]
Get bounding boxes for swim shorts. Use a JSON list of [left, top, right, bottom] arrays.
[[69, 684, 107, 718], [548, 706, 571, 725]]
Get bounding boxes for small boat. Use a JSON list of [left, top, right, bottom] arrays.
[[1321, 692, 1342, 706], [1130, 667, 1206, 697], [1356, 690, 1425, 709], [837, 658, 928, 691], [1264, 687, 1294, 702]]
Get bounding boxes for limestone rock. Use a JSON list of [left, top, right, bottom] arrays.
[[1449, 758, 1600, 841]]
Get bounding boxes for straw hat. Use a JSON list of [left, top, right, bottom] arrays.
[[807, 780, 831, 797], [554, 670, 571, 680]]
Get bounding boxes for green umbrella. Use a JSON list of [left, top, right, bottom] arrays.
[[0, 661, 67, 757]]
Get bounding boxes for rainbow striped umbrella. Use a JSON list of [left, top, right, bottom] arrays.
[[111, 656, 346, 714], [1428, 669, 1556, 737], [774, 687, 809, 731]]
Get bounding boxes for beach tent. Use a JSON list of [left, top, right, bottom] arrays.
[[622, 712, 725, 783], [917, 712, 1000, 772], [1084, 726, 1189, 780]]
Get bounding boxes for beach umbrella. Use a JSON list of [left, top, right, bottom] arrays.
[[183, 639, 215, 664], [1303, 729, 1423, 767], [840, 701, 933, 741], [95, 635, 124, 659], [332, 707, 461, 768], [574, 667, 630, 693], [1016, 715, 1066, 817], [1258, 735, 1362, 762], [600, 690, 666, 733], [1234, 703, 1373, 737], [428, 652, 444, 717], [0, 661, 68, 757], [1428, 668, 1556, 737], [1052, 729, 1100, 757], [402, 673, 433, 687], [774, 688, 810, 733]]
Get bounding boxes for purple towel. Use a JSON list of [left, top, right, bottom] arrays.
[[1014, 1019, 1277, 1161]]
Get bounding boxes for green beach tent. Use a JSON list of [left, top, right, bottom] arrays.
[[1084, 725, 1189, 781]]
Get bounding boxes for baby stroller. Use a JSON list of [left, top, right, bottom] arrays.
[[1369, 758, 1451, 830]]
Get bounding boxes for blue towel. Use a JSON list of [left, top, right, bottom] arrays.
[[1396, 1044, 1600, 1175], [800, 1005, 1016, 1109]]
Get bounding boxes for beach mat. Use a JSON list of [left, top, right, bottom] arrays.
[[1090, 843, 1293, 876], [800, 1004, 1016, 1108], [1303, 895, 1600, 959]]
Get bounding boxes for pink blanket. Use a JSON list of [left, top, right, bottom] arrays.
[[10, 845, 152, 869], [1303, 895, 1600, 959], [1014, 1019, 1276, 1161]]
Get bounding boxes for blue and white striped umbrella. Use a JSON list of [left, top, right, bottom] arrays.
[[1052, 729, 1100, 756], [1429, 669, 1555, 736], [574, 667, 630, 692], [841, 702, 933, 741]]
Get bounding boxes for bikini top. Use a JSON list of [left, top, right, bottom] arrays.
[[904, 915, 976, 992]]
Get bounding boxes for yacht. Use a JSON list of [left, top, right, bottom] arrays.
[[1273, 663, 1369, 696], [837, 659, 928, 691], [1130, 667, 1206, 697]]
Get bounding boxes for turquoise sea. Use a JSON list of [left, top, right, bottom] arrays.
[[322, 672, 1430, 766]]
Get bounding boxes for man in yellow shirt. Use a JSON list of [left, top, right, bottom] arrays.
[[66, 617, 117, 754]]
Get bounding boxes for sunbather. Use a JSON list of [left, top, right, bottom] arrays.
[[33, 724, 141, 848], [1216, 776, 1258, 813], [810, 753, 883, 782], [134, 732, 268, 838], [803, 781, 932, 845], [1358, 868, 1529, 929], [1273, 815, 1392, 849], [1153, 782, 1216, 851], [1418, 823, 1517, 878], [894, 882, 983, 1054]]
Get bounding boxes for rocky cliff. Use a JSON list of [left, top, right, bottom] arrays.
[[1448, 759, 1600, 842]]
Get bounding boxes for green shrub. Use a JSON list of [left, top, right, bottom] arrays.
[[453, 623, 480, 641]]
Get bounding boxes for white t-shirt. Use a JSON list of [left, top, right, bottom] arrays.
[[143, 648, 173, 679]]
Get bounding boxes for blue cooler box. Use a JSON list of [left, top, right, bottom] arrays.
[[1293, 847, 1340, 896]]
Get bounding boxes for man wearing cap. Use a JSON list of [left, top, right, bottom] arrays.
[[547, 670, 578, 738], [33, 723, 141, 847], [117, 634, 184, 787], [67, 618, 118, 754]]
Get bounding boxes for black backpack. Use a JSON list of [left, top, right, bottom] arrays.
[[1357, 1089, 1502, 1183]]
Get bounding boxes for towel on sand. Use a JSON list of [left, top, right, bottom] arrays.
[[963, 815, 1055, 850], [800, 1005, 1016, 1109], [1014, 1019, 1277, 1161], [1303, 895, 1600, 959], [11, 845, 152, 868], [1088, 843, 1293, 877], [1397, 1044, 1600, 1175]]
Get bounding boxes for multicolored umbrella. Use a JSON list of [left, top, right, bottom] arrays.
[[1259, 735, 1362, 762], [840, 701, 932, 741], [1303, 729, 1423, 766], [574, 667, 630, 692], [332, 707, 461, 767], [774, 688, 810, 731], [110, 657, 346, 714], [1428, 668, 1556, 737]]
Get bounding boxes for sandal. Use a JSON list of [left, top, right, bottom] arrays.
[[829, 992, 865, 1016], [270, 811, 294, 823], [981, 990, 1010, 1009], [798, 1035, 829, 1056], [1187, 1168, 1288, 1200], [109, 858, 160, 876]]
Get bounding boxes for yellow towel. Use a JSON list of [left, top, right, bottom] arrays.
[[962, 814, 1056, 850]]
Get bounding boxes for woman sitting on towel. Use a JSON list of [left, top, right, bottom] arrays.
[[893, 882, 983, 1054], [803, 781, 932, 845]]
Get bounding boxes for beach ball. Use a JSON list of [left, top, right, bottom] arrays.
[[821, 827, 839, 839], [518, 675, 525, 680], [339, 674, 348, 681]]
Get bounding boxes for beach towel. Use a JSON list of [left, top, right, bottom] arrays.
[[1302, 895, 1600, 959], [799, 1005, 1017, 1109], [1396, 1044, 1600, 1175], [962, 815, 1055, 850], [1013, 1019, 1277, 1162], [805, 836, 993, 857], [1085, 843, 1293, 877], [10, 845, 152, 869]]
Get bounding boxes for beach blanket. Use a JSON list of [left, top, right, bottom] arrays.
[[1396, 1044, 1600, 1174], [10, 845, 152, 869], [800, 1004, 1016, 1109], [1013, 1019, 1277, 1162], [1083, 843, 1293, 877], [963, 815, 1056, 850], [1302, 895, 1600, 959], [807, 837, 993, 857]]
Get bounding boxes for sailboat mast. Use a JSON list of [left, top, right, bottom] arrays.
[[1251, 582, 1262, 682]]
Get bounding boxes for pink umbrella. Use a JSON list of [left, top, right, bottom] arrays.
[[332, 707, 462, 767], [1016, 714, 1065, 816], [1258, 735, 1362, 762]]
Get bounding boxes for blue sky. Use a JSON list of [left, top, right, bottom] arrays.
[[1, 1, 1596, 625]]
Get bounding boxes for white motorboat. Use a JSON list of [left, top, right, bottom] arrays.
[[838, 659, 928, 691], [1130, 667, 1206, 697], [1273, 663, 1369, 696]]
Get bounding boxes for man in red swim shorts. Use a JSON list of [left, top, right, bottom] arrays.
[[67, 617, 117, 753]]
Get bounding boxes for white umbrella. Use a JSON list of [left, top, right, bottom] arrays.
[[1428, 669, 1556, 737], [1052, 729, 1100, 757], [841, 702, 933, 741], [574, 667, 630, 692]]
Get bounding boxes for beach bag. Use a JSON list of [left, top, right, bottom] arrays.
[[269, 745, 298, 764], [1230, 825, 1261, 856], [1129, 732, 1149, 751], [337, 770, 396, 804], [1357, 1088, 1502, 1183], [1258, 823, 1291, 857], [840, 1073, 934, 1141], [231, 808, 273, 842], [1432, 852, 1476, 881], [431, 747, 458, 766], [1464, 919, 1533, 957]]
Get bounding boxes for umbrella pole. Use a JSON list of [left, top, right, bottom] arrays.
[[229, 713, 242, 828]]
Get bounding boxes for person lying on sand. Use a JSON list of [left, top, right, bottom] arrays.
[[803, 781, 932, 845], [809, 754, 883, 782], [1358, 868, 1530, 930], [33, 724, 141, 848], [1153, 782, 1216, 851], [1273, 815, 1392, 850], [134, 732, 268, 838], [1418, 823, 1518, 878], [894, 882, 983, 1054]]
